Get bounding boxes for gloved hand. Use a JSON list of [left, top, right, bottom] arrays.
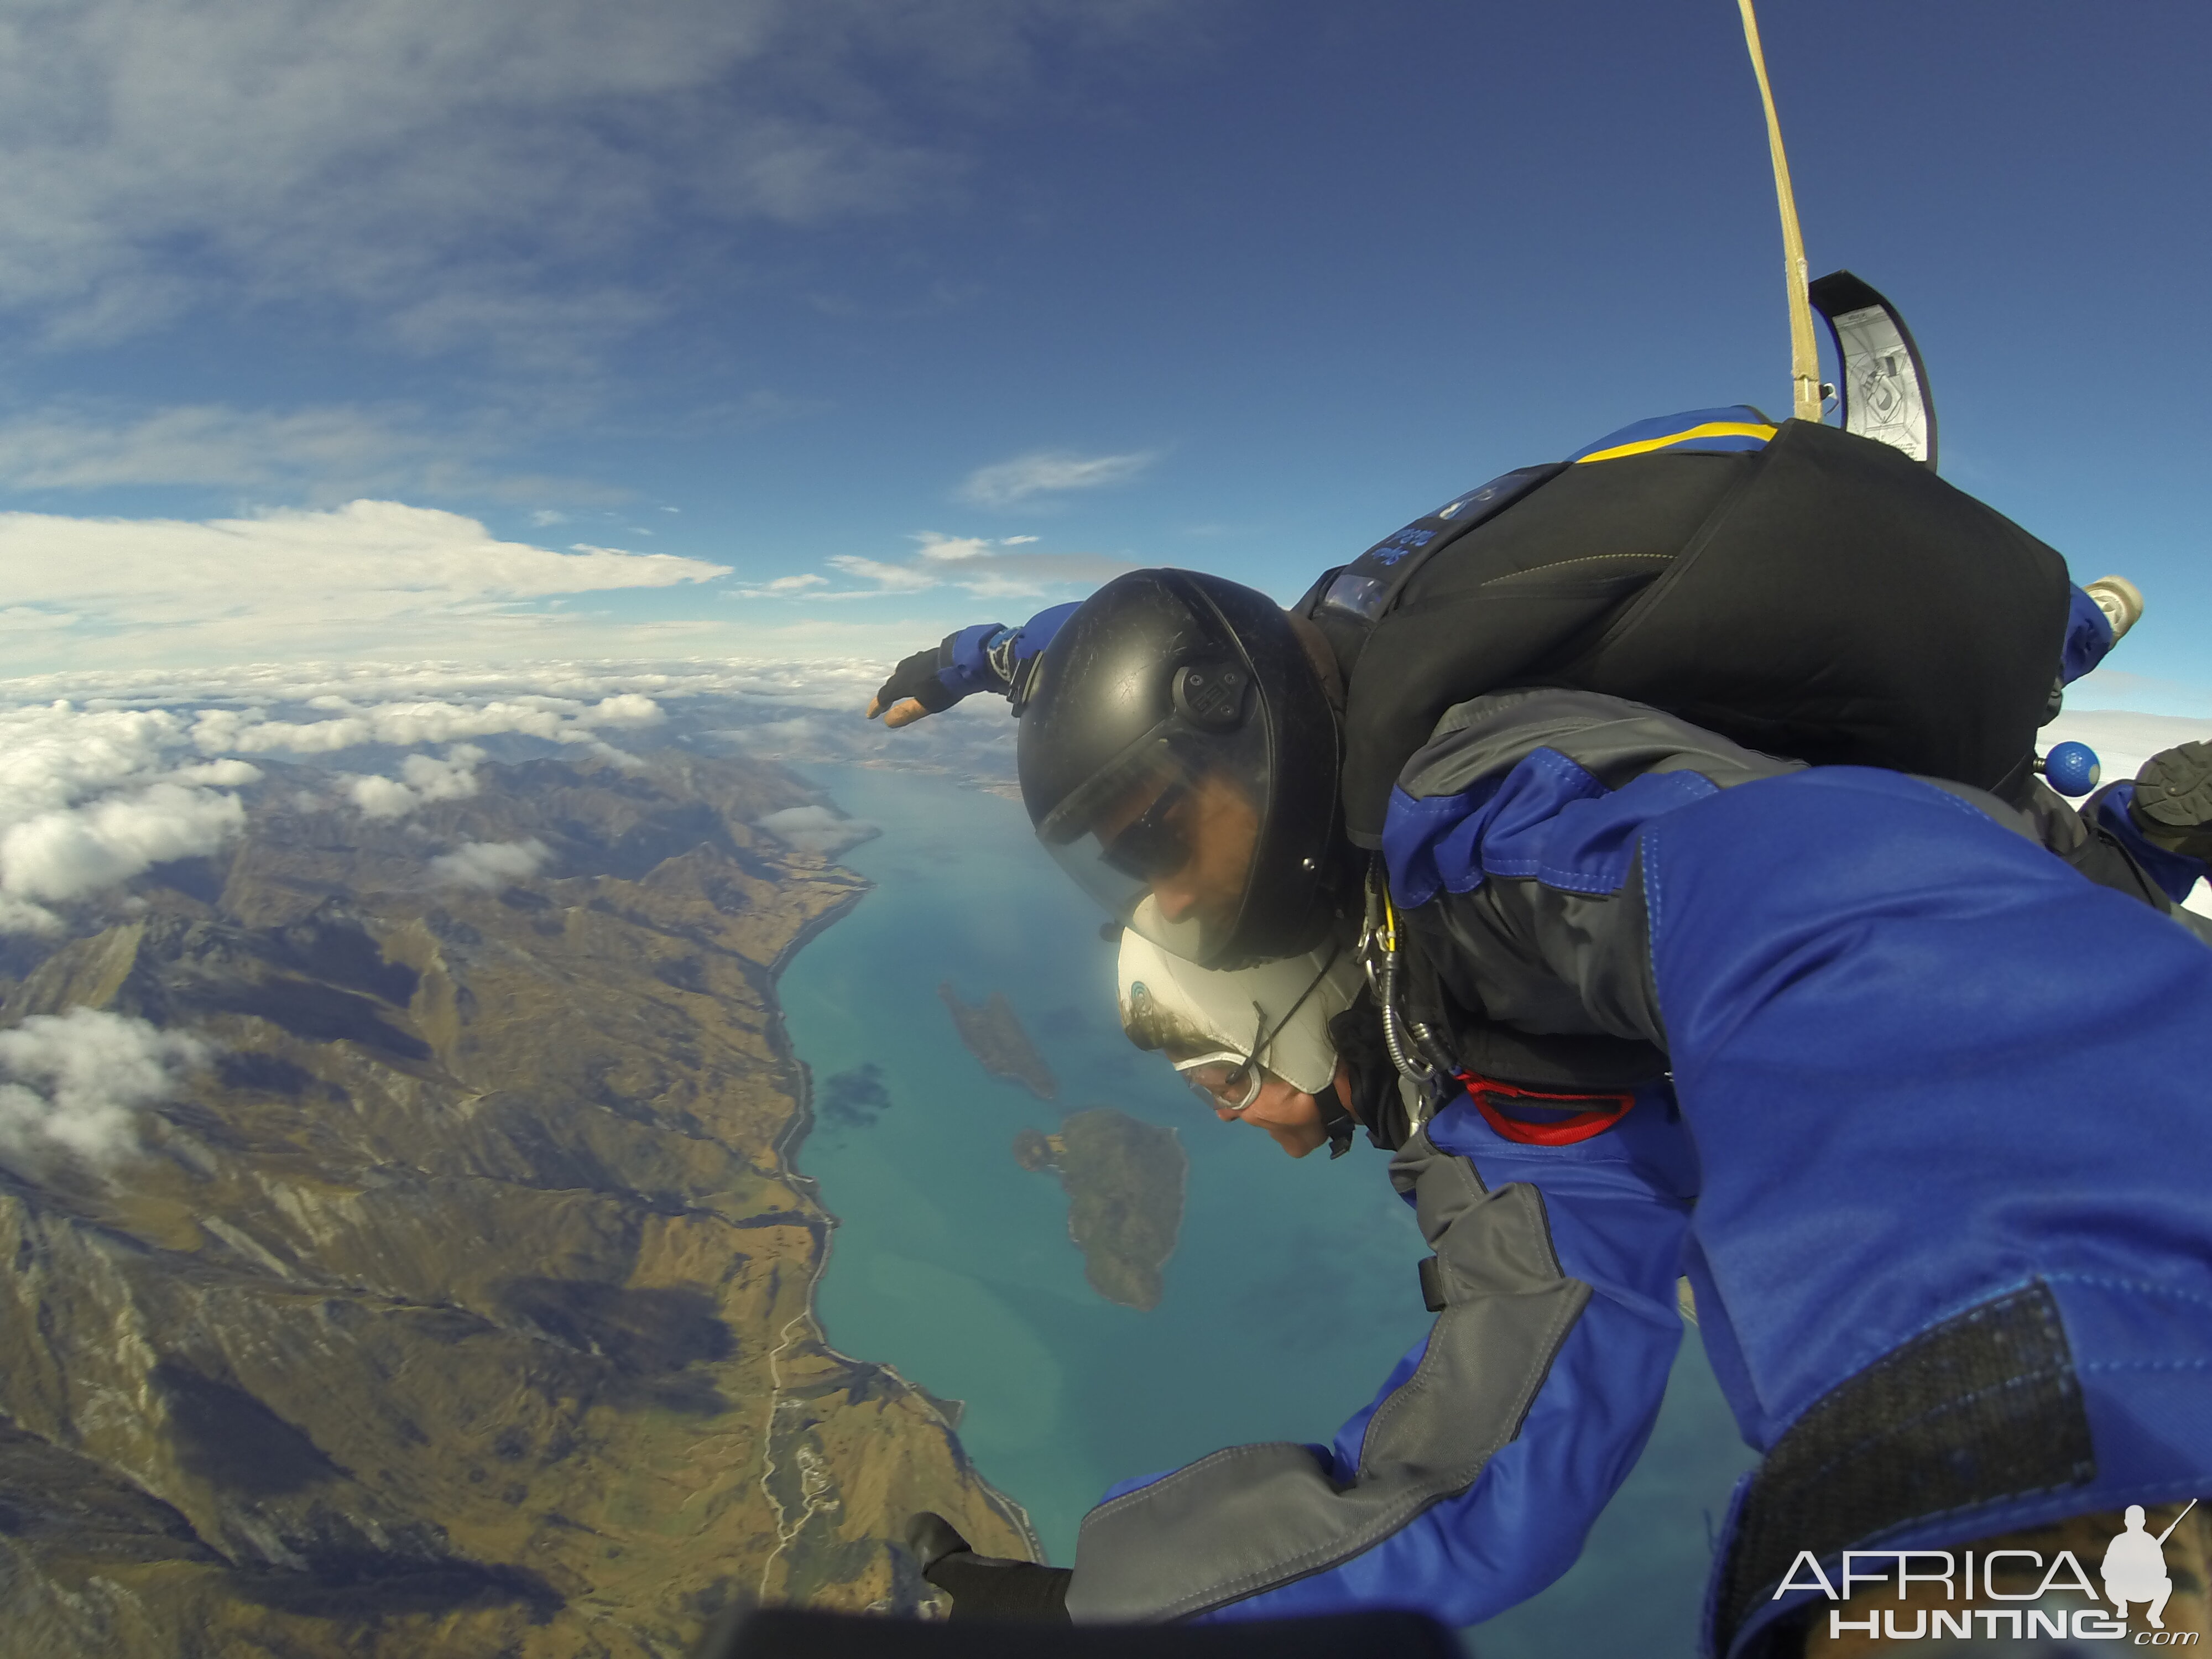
[[864, 604, 1082, 729], [866, 641, 968, 728], [905, 1511, 1071, 1621], [867, 624, 1010, 729]]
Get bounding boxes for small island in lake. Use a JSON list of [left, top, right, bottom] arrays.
[[1013, 1109, 1187, 1312], [941, 982, 1058, 1100]]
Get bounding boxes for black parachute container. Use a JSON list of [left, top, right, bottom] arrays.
[[1299, 421, 2070, 847]]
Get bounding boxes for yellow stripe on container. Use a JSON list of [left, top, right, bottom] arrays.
[[1574, 422, 1777, 465]]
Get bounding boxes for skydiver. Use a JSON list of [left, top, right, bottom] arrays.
[[868, 411, 2212, 1655]]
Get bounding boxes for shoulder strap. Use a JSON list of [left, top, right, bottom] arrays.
[[1301, 465, 1566, 681]]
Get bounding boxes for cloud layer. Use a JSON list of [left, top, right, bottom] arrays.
[[0, 658, 948, 929], [0, 1006, 208, 1166], [0, 0, 1199, 353], [0, 679, 685, 928], [0, 398, 641, 507], [734, 531, 1133, 603], [0, 500, 725, 660]]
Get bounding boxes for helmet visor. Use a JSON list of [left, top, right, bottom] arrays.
[[1036, 713, 1271, 966]]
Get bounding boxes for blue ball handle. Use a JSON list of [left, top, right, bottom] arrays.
[[2041, 740, 2103, 797]]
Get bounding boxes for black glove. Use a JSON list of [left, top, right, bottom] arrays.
[[870, 643, 961, 719], [905, 1512, 1071, 1621]]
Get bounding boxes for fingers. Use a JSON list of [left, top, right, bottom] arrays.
[[880, 698, 930, 729]]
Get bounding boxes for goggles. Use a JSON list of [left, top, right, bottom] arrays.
[[1161, 942, 1343, 1115], [1159, 947, 1345, 1119], [1173, 1048, 1266, 1113], [1099, 778, 1193, 882]]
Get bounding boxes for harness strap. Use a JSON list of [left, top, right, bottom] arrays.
[[1457, 1071, 1634, 1146]]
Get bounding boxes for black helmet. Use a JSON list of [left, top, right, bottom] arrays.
[[1017, 568, 1343, 969]]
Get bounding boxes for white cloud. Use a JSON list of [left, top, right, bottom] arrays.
[[0, 399, 626, 503], [775, 533, 1134, 603], [346, 744, 484, 821], [0, 702, 258, 927], [0, 894, 63, 935], [0, 499, 726, 661], [724, 572, 830, 600], [0, 4, 839, 344], [914, 535, 997, 563], [0, 401, 436, 492], [429, 837, 551, 889], [589, 693, 666, 728], [754, 805, 878, 857], [0, 2, 1213, 354], [1, 660, 880, 715], [0, 685, 669, 925], [823, 554, 941, 594], [2, 783, 247, 905], [958, 449, 1156, 507], [0, 705, 197, 821], [0, 1006, 209, 1167], [0, 663, 920, 927], [190, 693, 666, 757]]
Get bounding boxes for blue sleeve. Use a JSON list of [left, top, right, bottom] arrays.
[[1384, 696, 2212, 1653], [2060, 582, 2116, 683], [937, 603, 1080, 703], [1187, 1094, 1695, 1627], [1640, 769, 2212, 1638]]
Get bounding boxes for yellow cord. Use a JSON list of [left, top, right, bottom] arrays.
[[1738, 0, 1822, 423]]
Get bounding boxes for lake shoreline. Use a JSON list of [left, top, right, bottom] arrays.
[[763, 845, 1048, 1565]]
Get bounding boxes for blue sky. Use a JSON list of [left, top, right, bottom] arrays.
[[0, 0, 2205, 709]]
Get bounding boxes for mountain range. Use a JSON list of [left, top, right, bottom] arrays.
[[0, 748, 1032, 1657]]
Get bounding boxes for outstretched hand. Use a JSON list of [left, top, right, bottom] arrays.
[[864, 692, 933, 728], [905, 1511, 1072, 1621], [867, 645, 957, 729]]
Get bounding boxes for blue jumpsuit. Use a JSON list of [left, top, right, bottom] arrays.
[[1059, 692, 2212, 1657], [938, 416, 2211, 1656]]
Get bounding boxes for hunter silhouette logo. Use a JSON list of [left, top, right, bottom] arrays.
[[2105, 1502, 2197, 1631], [1774, 1501, 2204, 1645]]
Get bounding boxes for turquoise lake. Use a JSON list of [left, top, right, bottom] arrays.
[[775, 763, 1760, 1653]]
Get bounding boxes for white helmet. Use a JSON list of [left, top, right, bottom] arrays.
[[1115, 928, 1364, 1098]]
